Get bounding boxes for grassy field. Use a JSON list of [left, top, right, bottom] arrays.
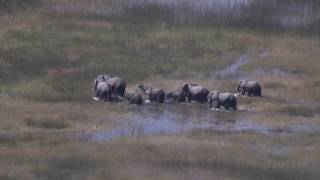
[[1, 0, 320, 179]]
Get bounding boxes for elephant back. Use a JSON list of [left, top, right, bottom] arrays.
[[219, 93, 234, 101], [246, 81, 260, 88], [189, 85, 205, 94]]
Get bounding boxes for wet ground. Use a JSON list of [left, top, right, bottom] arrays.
[[84, 101, 320, 142]]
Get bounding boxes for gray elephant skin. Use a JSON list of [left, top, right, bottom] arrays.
[[236, 80, 262, 97], [94, 74, 126, 98], [138, 84, 165, 103], [182, 84, 209, 103], [125, 93, 143, 105], [207, 91, 237, 110], [93, 81, 113, 102], [166, 90, 186, 103]]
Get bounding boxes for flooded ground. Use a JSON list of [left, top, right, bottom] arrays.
[[85, 101, 320, 142]]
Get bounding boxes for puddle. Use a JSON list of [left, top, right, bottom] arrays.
[[83, 103, 315, 142]]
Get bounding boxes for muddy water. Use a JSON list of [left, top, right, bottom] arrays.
[[86, 102, 299, 142]]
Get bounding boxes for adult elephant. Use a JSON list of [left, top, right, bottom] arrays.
[[166, 90, 186, 103], [125, 93, 143, 105], [93, 74, 126, 98], [182, 84, 209, 103], [207, 91, 237, 110], [92, 81, 113, 102], [138, 84, 165, 103], [236, 80, 262, 97]]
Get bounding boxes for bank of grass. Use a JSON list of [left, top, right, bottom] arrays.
[[0, 130, 320, 180]]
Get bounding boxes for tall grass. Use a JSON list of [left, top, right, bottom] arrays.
[[114, 0, 320, 35], [0, 0, 319, 102]]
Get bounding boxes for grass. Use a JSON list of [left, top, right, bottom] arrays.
[[0, 0, 320, 179], [278, 106, 320, 118], [24, 117, 70, 129], [1, 131, 320, 180]]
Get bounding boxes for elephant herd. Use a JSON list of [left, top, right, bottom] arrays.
[[92, 74, 262, 111]]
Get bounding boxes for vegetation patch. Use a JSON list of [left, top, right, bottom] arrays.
[[24, 117, 70, 130], [278, 106, 319, 118]]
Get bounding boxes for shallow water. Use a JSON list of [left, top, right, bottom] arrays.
[[85, 102, 305, 142]]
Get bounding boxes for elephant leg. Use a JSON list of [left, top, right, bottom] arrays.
[[211, 100, 220, 109], [257, 87, 262, 97], [186, 94, 192, 102], [160, 94, 165, 103], [249, 89, 253, 96], [102, 91, 108, 102], [149, 95, 154, 102], [209, 99, 213, 108], [95, 90, 101, 98], [232, 98, 237, 111], [119, 86, 125, 97], [224, 101, 230, 110], [233, 103, 237, 111], [240, 88, 245, 96], [107, 90, 113, 102]]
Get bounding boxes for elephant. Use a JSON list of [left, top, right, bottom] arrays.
[[93, 74, 126, 98], [182, 84, 209, 103], [125, 93, 143, 105], [207, 91, 237, 110], [93, 81, 113, 102], [236, 80, 262, 97], [138, 84, 165, 103], [166, 90, 186, 103]]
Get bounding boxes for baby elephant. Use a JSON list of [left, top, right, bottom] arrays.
[[125, 93, 143, 105], [166, 90, 186, 103], [207, 91, 237, 111], [138, 84, 165, 103]]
